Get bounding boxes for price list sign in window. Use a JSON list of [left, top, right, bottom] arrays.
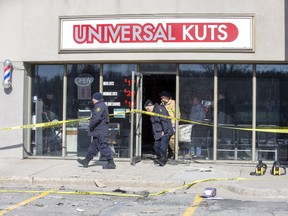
[[103, 64, 138, 158], [103, 64, 137, 116]]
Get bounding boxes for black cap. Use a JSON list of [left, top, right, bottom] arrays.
[[144, 99, 153, 107], [92, 92, 103, 100], [159, 91, 170, 97]]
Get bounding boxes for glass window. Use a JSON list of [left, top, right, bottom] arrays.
[[179, 64, 214, 160], [256, 65, 288, 161], [217, 64, 253, 160], [66, 64, 100, 157], [31, 65, 64, 156], [103, 64, 137, 158], [140, 63, 176, 73]]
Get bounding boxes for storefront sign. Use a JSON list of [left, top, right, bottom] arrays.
[[103, 91, 118, 96], [60, 17, 253, 51], [74, 74, 94, 87]]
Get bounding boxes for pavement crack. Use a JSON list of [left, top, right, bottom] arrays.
[[28, 163, 61, 176]]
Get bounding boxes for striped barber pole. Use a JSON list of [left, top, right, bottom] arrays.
[[3, 59, 12, 88]]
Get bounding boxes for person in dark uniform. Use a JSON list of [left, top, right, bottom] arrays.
[[77, 92, 116, 169], [144, 99, 174, 166]]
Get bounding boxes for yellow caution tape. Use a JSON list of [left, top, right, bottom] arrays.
[[132, 109, 288, 133], [0, 118, 89, 131], [149, 177, 247, 196], [1, 176, 286, 215], [0, 177, 247, 199], [1, 109, 288, 133], [0, 112, 129, 131]]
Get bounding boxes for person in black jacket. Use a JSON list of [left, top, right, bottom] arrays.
[[144, 99, 174, 166], [77, 92, 116, 169]]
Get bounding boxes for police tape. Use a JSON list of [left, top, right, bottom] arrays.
[[131, 109, 288, 134], [0, 177, 248, 198], [149, 177, 248, 196], [0, 118, 89, 131], [1, 109, 288, 133], [0, 179, 214, 215], [0, 112, 130, 131], [1, 176, 288, 216]]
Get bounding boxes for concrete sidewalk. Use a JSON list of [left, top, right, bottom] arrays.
[[0, 158, 288, 198]]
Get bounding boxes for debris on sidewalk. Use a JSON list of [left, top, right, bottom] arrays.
[[94, 179, 106, 188], [59, 186, 66, 190], [113, 188, 150, 197], [203, 188, 217, 198]]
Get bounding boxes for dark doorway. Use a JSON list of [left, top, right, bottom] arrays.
[[142, 74, 176, 154]]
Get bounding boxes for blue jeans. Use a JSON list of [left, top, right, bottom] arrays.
[[191, 147, 202, 156]]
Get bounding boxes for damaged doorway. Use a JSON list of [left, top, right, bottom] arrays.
[[141, 72, 176, 155]]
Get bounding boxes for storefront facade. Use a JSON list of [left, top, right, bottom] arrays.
[[1, 0, 288, 163]]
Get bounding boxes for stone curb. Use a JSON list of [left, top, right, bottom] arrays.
[[0, 176, 184, 190], [1, 174, 288, 198], [226, 184, 288, 198]]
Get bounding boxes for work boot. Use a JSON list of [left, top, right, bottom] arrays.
[[153, 156, 161, 165], [99, 154, 108, 161], [103, 158, 116, 169], [155, 157, 166, 166], [77, 158, 91, 168]]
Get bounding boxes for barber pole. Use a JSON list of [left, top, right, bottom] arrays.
[[3, 59, 12, 88]]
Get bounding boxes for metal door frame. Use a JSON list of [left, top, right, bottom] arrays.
[[130, 71, 143, 164]]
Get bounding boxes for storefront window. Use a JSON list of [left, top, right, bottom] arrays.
[[217, 64, 252, 160], [140, 63, 176, 73], [103, 64, 137, 158], [256, 65, 288, 162], [179, 64, 214, 160], [66, 64, 100, 157], [31, 65, 64, 156]]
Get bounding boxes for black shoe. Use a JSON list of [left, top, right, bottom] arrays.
[[153, 156, 161, 164], [103, 159, 116, 169], [77, 158, 90, 168], [155, 158, 166, 166]]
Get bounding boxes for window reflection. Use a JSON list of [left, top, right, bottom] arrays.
[[179, 64, 214, 160], [103, 64, 137, 158], [256, 65, 288, 161], [66, 64, 100, 157], [28, 63, 288, 163], [140, 63, 176, 73], [31, 65, 64, 156], [217, 64, 252, 160], [66, 64, 100, 117], [179, 64, 214, 120]]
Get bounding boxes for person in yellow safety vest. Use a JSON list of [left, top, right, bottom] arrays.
[[159, 91, 177, 159]]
